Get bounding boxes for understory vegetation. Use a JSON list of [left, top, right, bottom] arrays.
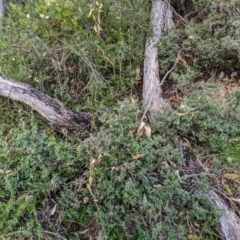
[[0, 0, 240, 239]]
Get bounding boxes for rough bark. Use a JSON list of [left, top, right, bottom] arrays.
[[208, 190, 240, 240], [0, 0, 4, 18], [0, 76, 90, 130], [143, 0, 173, 120]]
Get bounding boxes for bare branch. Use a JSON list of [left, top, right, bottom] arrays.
[[0, 76, 91, 130]]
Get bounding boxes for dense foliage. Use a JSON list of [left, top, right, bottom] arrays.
[[0, 0, 240, 239], [0, 0, 149, 107]]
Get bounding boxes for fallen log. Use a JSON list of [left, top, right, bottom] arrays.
[[0, 76, 91, 130]]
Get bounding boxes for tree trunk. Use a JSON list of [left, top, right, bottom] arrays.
[[0, 0, 4, 18], [0, 76, 90, 130], [143, 0, 173, 120]]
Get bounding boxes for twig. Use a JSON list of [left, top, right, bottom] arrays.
[[162, 0, 189, 25], [4, 231, 24, 236], [4, 230, 67, 240], [42, 230, 67, 240], [140, 49, 182, 122], [184, 173, 215, 179], [160, 49, 182, 87]]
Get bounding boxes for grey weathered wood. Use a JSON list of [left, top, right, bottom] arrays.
[[0, 76, 90, 130], [142, 0, 173, 120], [176, 136, 240, 240], [208, 190, 240, 240], [0, 0, 4, 18]]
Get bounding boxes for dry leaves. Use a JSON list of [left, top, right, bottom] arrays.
[[87, 155, 104, 210], [50, 204, 57, 216], [0, 169, 13, 176], [130, 96, 136, 104], [132, 153, 144, 160], [229, 198, 240, 203], [137, 122, 152, 138], [224, 173, 240, 180], [144, 126, 151, 137], [187, 235, 200, 240], [135, 67, 141, 84]]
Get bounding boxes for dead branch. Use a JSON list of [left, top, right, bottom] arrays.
[[0, 76, 90, 130], [208, 190, 240, 240]]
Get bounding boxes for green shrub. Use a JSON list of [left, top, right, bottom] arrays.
[[0, 125, 93, 237], [158, 85, 240, 153], [0, 100, 226, 239], [86, 101, 220, 239], [1, 0, 240, 239], [169, 0, 240, 91], [0, 0, 149, 111]]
